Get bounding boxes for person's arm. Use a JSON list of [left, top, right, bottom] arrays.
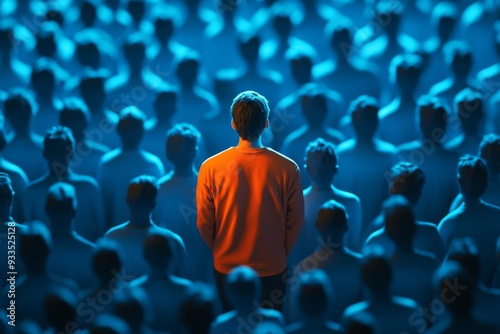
[[285, 166, 305, 255], [196, 165, 216, 250]]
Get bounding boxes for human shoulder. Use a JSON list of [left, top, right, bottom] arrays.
[[104, 222, 129, 237], [100, 148, 122, 165]]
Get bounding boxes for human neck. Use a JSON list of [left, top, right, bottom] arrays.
[[311, 181, 333, 192], [237, 137, 264, 149], [463, 197, 481, 208], [129, 212, 152, 227], [173, 165, 196, 177], [394, 243, 414, 254]]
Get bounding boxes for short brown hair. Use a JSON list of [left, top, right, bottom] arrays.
[[231, 91, 269, 141]]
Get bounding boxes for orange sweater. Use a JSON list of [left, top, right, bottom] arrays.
[[196, 147, 305, 276]]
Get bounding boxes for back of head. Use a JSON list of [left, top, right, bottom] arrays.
[[127, 0, 146, 25], [226, 266, 261, 311], [444, 41, 472, 77], [479, 134, 500, 175], [238, 30, 260, 64], [143, 231, 173, 270], [80, 0, 97, 27], [31, 58, 57, 96], [45, 287, 77, 330], [35, 22, 59, 57], [389, 162, 425, 205], [74, 30, 101, 68], [445, 237, 480, 284], [326, 19, 353, 55], [180, 283, 216, 334], [375, 0, 402, 35], [20, 221, 53, 270], [349, 95, 379, 141], [344, 313, 379, 334], [296, 269, 332, 319], [286, 48, 313, 84], [154, 88, 177, 120], [126, 175, 158, 211], [123, 32, 146, 66], [432, 2, 458, 41], [300, 84, 328, 127], [153, 12, 174, 43], [417, 95, 449, 140], [304, 138, 337, 186], [0, 18, 16, 51], [383, 195, 416, 246], [454, 88, 483, 135], [113, 288, 150, 331], [166, 123, 200, 168], [231, 90, 270, 141], [4, 88, 36, 130], [117, 106, 146, 149], [361, 247, 392, 293], [45, 182, 77, 225], [390, 53, 423, 90], [433, 261, 473, 315], [175, 51, 200, 87], [92, 239, 123, 283], [272, 10, 293, 40], [43, 125, 75, 165], [315, 200, 348, 243], [79, 68, 109, 108], [59, 97, 90, 137], [457, 155, 488, 200]]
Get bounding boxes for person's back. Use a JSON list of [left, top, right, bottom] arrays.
[[154, 123, 212, 283], [23, 126, 105, 241], [105, 175, 188, 278], [335, 96, 397, 244], [439, 155, 500, 287], [209, 266, 285, 334], [397, 96, 459, 224], [292, 201, 362, 323], [45, 182, 96, 290], [129, 231, 193, 333], [2, 89, 46, 182], [380, 196, 438, 308], [197, 91, 304, 312], [341, 250, 423, 334], [97, 106, 164, 229]]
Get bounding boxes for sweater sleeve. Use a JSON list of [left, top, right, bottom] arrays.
[[196, 164, 216, 250], [285, 166, 305, 255]]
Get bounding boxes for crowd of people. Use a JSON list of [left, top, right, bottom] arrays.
[[1, 0, 500, 333]]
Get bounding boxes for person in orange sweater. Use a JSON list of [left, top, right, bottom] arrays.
[[196, 90, 305, 312]]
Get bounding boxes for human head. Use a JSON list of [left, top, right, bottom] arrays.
[[80, 0, 97, 27], [4, 88, 36, 131], [300, 84, 328, 128], [117, 106, 146, 149], [304, 138, 338, 186], [19, 221, 53, 273], [417, 95, 449, 141], [457, 154, 488, 201], [344, 313, 379, 334], [0, 173, 14, 218], [35, 22, 59, 57], [272, 10, 293, 41], [43, 125, 75, 167], [153, 13, 174, 43], [0, 18, 16, 52], [230, 90, 270, 141], [153, 89, 177, 121], [123, 33, 146, 68], [390, 53, 423, 92], [180, 283, 216, 334], [126, 175, 158, 213], [59, 97, 90, 141], [45, 182, 77, 227], [445, 237, 480, 284], [175, 51, 200, 88], [444, 41, 472, 78], [113, 289, 151, 332], [92, 239, 123, 284], [45, 288, 77, 332], [79, 68, 109, 110], [286, 48, 314, 85], [315, 200, 348, 244], [74, 30, 101, 69], [143, 231, 173, 272], [375, 1, 402, 37], [433, 261, 473, 315], [166, 123, 200, 168], [127, 0, 146, 26], [31, 58, 57, 98], [454, 88, 483, 135], [431, 2, 458, 42], [296, 269, 332, 320], [349, 95, 379, 142], [238, 30, 260, 65], [389, 162, 425, 205], [225, 266, 261, 312], [361, 247, 392, 294], [383, 195, 416, 248], [479, 134, 500, 176], [89, 314, 131, 334], [326, 19, 353, 57]]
